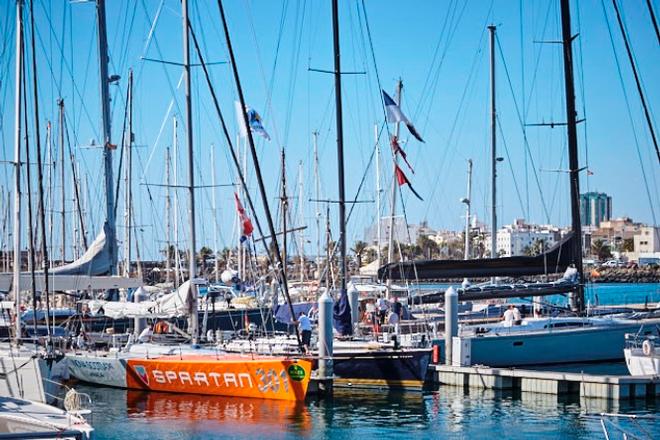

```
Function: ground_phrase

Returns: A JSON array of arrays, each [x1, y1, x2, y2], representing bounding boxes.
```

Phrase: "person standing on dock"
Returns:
[[376, 294, 389, 326], [503, 305, 522, 326], [296, 311, 313, 354]]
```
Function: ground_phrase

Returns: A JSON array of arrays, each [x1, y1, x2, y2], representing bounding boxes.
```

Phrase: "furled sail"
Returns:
[[378, 232, 577, 281], [87, 281, 192, 319], [49, 223, 113, 276]]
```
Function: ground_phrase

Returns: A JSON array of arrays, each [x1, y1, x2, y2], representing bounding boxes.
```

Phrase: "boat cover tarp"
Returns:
[[49, 223, 113, 276], [87, 281, 191, 319], [333, 289, 353, 336], [378, 232, 577, 281], [273, 302, 314, 325]]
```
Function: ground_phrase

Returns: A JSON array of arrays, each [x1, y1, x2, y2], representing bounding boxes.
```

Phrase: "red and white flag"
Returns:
[[234, 193, 254, 238], [395, 165, 423, 201], [391, 136, 414, 173]]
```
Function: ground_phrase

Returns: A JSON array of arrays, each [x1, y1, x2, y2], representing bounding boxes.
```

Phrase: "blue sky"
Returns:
[[0, 0, 658, 261]]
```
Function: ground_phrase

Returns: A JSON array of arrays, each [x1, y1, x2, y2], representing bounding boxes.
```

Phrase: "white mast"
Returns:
[[489, 25, 498, 262], [312, 130, 321, 267], [165, 147, 171, 284], [12, 0, 24, 340], [386, 80, 403, 267], [123, 69, 133, 277], [463, 159, 473, 260], [173, 117, 180, 288], [297, 160, 305, 283], [374, 124, 381, 266], [211, 143, 220, 283]]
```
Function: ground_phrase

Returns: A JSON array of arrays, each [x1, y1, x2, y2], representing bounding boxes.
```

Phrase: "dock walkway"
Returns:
[[431, 364, 660, 400]]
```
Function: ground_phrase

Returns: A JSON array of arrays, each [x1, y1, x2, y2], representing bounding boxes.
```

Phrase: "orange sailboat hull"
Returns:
[[126, 355, 312, 401]]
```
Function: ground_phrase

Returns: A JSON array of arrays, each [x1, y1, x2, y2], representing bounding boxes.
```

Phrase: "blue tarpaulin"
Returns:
[[333, 289, 353, 336]]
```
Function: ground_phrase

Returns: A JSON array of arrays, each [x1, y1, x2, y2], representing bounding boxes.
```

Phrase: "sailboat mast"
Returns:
[[59, 99, 65, 262], [173, 117, 180, 288], [182, 0, 198, 343], [211, 144, 219, 283], [374, 124, 381, 267], [124, 69, 133, 277], [281, 149, 288, 270], [28, 0, 52, 343], [332, 0, 347, 293], [96, 0, 116, 274], [386, 80, 403, 267], [489, 25, 497, 261], [464, 159, 473, 260], [559, 0, 585, 312], [12, 0, 24, 341], [165, 147, 171, 284], [298, 160, 305, 283], [313, 130, 321, 267]]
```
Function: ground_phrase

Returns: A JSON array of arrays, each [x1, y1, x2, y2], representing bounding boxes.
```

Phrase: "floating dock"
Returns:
[[430, 364, 660, 400]]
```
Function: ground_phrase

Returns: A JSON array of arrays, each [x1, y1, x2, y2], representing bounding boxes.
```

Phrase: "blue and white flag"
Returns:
[[382, 90, 424, 143], [234, 101, 271, 141]]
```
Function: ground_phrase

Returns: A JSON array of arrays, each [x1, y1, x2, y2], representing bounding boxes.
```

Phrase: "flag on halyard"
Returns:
[[234, 192, 254, 241], [382, 90, 424, 143], [234, 101, 271, 141], [391, 136, 414, 173], [395, 164, 423, 201]]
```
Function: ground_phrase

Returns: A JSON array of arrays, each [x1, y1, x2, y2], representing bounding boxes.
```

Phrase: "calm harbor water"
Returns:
[[77, 384, 659, 439], [76, 283, 660, 439]]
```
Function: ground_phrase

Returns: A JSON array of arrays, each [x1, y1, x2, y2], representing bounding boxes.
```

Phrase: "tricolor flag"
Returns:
[[235, 101, 271, 141], [395, 164, 423, 201], [234, 192, 254, 241], [382, 90, 424, 143], [391, 136, 414, 173]]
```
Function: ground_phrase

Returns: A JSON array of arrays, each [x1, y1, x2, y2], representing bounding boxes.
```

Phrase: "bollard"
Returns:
[[318, 291, 334, 380], [348, 285, 359, 333], [133, 287, 149, 337], [444, 286, 458, 366]]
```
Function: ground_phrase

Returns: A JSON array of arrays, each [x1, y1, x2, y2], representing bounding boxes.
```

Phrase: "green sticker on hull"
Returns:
[[287, 364, 306, 382]]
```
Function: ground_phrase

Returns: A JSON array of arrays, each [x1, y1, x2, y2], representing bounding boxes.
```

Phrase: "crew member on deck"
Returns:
[[138, 324, 154, 343], [296, 311, 313, 354]]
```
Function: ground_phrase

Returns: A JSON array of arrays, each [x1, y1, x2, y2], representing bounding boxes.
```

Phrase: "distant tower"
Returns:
[[580, 192, 612, 227]]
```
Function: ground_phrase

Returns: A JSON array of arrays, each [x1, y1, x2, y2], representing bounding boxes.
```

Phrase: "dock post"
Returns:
[[318, 291, 334, 383], [348, 284, 359, 334], [444, 286, 458, 365], [133, 288, 149, 337]]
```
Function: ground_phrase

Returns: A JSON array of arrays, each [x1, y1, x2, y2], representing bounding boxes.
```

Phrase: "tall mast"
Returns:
[[280, 148, 288, 270], [29, 0, 52, 343], [12, 0, 24, 341], [312, 130, 321, 267], [124, 69, 133, 277], [464, 159, 473, 260], [374, 124, 381, 266], [332, 0, 347, 293], [560, 0, 584, 312], [172, 117, 180, 288], [211, 144, 219, 283], [386, 80, 403, 266], [217, 0, 302, 349], [165, 147, 171, 284], [58, 100, 65, 262], [182, 0, 198, 343], [96, 0, 116, 274], [297, 160, 305, 283], [488, 25, 497, 261]]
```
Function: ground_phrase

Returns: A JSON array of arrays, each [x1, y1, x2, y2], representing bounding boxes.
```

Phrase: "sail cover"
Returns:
[[49, 223, 113, 276], [378, 232, 577, 281], [87, 281, 192, 319]]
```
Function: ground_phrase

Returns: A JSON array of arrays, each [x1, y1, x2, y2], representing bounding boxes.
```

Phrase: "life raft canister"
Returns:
[[642, 339, 655, 356]]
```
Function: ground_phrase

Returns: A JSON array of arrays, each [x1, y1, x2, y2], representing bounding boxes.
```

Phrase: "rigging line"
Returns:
[[140, 0, 164, 57], [242, 0, 287, 148], [187, 19, 273, 269], [523, 0, 555, 119], [496, 35, 551, 223], [496, 115, 526, 219], [574, 0, 591, 193], [600, 0, 659, 227], [645, 0, 660, 44], [422, 7, 491, 220], [611, 0, 660, 165]]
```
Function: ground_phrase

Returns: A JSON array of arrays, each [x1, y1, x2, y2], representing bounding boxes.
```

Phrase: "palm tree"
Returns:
[[591, 239, 612, 261], [351, 240, 368, 268]]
